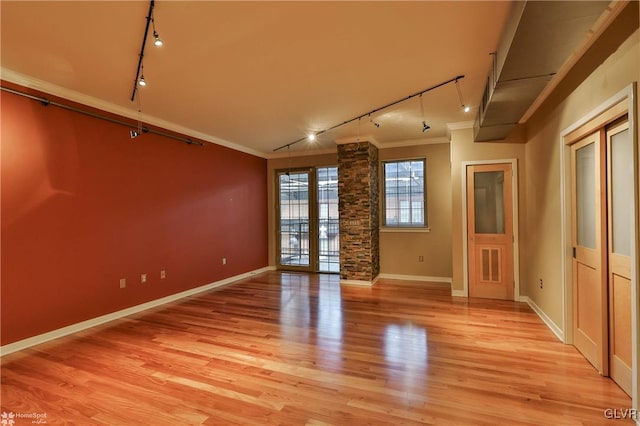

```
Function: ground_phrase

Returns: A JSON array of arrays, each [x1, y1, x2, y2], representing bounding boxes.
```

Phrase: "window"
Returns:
[[383, 159, 426, 227]]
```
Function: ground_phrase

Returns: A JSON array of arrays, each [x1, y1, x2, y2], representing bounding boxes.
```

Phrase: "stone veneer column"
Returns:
[[337, 141, 380, 284]]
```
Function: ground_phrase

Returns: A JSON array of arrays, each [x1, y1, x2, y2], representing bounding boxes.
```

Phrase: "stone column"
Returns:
[[337, 140, 380, 285]]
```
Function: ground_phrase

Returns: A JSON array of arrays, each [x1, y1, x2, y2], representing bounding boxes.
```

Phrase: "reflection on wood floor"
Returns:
[[1, 271, 633, 425]]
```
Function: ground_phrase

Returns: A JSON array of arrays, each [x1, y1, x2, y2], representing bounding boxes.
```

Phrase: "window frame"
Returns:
[[381, 158, 428, 229]]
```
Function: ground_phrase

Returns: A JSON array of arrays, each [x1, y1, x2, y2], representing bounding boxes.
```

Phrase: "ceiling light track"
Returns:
[[130, 0, 160, 102], [273, 74, 465, 152], [1, 86, 202, 146]]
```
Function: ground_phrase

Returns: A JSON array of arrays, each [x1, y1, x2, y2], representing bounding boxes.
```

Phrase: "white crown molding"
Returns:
[[0, 68, 268, 159], [378, 136, 449, 149], [446, 121, 475, 131], [266, 147, 337, 160]]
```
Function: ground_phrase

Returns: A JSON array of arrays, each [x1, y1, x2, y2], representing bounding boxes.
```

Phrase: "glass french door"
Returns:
[[278, 170, 311, 269], [317, 167, 339, 272], [277, 167, 339, 272]]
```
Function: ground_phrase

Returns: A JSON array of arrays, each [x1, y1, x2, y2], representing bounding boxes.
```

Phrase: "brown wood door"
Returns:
[[570, 131, 607, 375], [606, 120, 632, 395], [467, 163, 514, 300]]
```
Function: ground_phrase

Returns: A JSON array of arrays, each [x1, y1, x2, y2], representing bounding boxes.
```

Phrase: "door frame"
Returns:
[[275, 167, 317, 272], [461, 158, 520, 300], [559, 83, 637, 407]]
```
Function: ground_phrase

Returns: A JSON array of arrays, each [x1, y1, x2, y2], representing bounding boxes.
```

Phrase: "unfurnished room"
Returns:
[[1, 1, 640, 424]]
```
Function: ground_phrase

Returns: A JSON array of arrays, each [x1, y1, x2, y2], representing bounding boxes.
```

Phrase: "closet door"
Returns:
[[607, 121, 632, 395], [571, 131, 607, 374]]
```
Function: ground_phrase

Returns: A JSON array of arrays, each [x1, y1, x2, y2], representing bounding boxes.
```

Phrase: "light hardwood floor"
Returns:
[[1, 271, 633, 425]]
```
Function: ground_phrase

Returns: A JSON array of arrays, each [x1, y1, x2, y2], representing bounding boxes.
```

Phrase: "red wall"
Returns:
[[1, 87, 268, 345]]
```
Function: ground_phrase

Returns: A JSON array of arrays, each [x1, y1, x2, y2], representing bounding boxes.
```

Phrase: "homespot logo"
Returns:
[[603, 408, 638, 420], [1, 412, 48, 424]]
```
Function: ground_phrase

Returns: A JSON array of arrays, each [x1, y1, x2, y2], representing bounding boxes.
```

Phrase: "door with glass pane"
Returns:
[[277, 167, 340, 272], [607, 121, 632, 395], [467, 163, 514, 300], [570, 131, 607, 375], [317, 167, 339, 273], [277, 170, 312, 270]]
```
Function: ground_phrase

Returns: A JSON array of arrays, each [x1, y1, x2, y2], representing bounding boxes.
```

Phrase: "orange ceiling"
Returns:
[[1, 1, 511, 157]]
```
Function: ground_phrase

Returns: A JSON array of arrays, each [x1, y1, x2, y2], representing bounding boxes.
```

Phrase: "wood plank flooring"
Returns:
[[1, 271, 633, 425]]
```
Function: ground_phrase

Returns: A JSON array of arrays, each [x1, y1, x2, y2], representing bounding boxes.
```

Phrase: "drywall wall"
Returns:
[[379, 143, 452, 279], [1, 86, 268, 345], [523, 5, 639, 331], [450, 127, 526, 294]]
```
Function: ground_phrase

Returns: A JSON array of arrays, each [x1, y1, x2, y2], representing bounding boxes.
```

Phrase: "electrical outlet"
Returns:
[[539, 278, 543, 289], [141, 273, 147, 283], [418, 255, 424, 262], [222, 258, 227, 265], [120, 278, 126, 289], [160, 270, 166, 279]]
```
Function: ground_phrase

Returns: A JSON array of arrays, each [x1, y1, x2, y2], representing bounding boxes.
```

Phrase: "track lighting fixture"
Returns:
[[131, 0, 164, 101], [130, 129, 140, 139], [369, 114, 381, 128], [153, 31, 163, 47], [152, 17, 163, 46], [419, 94, 430, 133], [455, 78, 470, 113], [138, 61, 147, 86], [308, 133, 317, 142], [273, 74, 465, 152]]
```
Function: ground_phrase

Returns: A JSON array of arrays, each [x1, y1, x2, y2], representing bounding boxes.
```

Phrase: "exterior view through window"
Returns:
[[383, 159, 426, 227], [278, 167, 339, 272]]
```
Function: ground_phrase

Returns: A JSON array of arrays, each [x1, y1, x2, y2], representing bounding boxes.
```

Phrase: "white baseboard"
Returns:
[[520, 296, 564, 342], [0, 266, 272, 357], [378, 273, 452, 283], [451, 289, 467, 297]]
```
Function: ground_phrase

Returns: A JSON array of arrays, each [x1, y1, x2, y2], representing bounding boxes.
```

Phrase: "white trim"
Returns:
[[378, 137, 449, 149], [0, 266, 273, 357], [267, 147, 337, 160], [1, 68, 267, 159], [559, 83, 637, 408], [378, 274, 452, 283], [380, 227, 431, 233], [340, 275, 380, 287], [521, 296, 564, 342], [451, 290, 466, 297], [446, 121, 475, 131], [460, 158, 520, 300]]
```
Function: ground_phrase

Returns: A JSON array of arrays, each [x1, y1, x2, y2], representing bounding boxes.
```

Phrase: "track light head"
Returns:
[[138, 75, 146, 86], [153, 31, 163, 46], [422, 121, 431, 132], [308, 133, 317, 142], [130, 130, 139, 139], [463, 105, 471, 113]]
